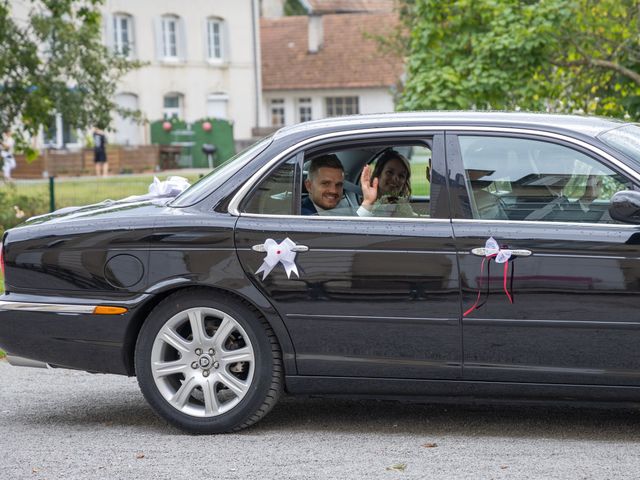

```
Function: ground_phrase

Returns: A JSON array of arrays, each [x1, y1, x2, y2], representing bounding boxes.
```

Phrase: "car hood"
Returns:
[[20, 196, 173, 227]]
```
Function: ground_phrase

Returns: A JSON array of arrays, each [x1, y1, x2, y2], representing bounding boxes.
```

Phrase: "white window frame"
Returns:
[[163, 93, 183, 119], [206, 17, 224, 63], [161, 15, 179, 60], [297, 98, 313, 123], [325, 96, 359, 117], [207, 93, 229, 119], [113, 13, 134, 58], [43, 114, 81, 149], [270, 99, 285, 127]]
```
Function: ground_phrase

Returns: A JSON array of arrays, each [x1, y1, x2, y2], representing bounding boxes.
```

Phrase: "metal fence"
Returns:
[[1, 171, 206, 233]]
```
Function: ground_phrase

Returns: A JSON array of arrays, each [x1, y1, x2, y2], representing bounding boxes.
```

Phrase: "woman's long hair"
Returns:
[[370, 149, 412, 198]]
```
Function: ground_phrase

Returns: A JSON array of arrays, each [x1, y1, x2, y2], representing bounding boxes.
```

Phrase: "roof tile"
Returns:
[[261, 13, 403, 91], [306, 0, 396, 13]]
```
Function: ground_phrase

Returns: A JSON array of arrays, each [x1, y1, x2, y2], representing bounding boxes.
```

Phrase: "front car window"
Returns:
[[458, 136, 631, 224], [243, 158, 297, 215], [171, 136, 273, 207]]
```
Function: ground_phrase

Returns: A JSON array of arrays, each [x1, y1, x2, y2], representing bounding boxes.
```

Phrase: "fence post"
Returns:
[[49, 176, 55, 212]]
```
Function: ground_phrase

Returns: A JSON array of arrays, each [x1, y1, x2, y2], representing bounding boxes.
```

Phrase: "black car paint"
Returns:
[[2, 112, 640, 404]]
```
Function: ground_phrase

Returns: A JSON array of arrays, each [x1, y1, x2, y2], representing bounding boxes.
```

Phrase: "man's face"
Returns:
[[305, 167, 344, 210]]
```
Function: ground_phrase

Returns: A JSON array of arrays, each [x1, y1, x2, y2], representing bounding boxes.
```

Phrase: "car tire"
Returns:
[[135, 289, 282, 433]]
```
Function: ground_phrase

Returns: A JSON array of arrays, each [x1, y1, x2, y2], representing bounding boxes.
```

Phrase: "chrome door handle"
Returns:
[[251, 244, 309, 253], [471, 248, 532, 257]]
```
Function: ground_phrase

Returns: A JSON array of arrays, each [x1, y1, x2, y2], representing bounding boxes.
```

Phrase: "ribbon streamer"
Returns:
[[484, 236, 512, 264], [463, 237, 515, 317], [255, 238, 300, 280]]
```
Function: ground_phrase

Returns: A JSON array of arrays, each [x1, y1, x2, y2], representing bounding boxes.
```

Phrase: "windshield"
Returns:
[[171, 136, 273, 207], [599, 124, 640, 164]]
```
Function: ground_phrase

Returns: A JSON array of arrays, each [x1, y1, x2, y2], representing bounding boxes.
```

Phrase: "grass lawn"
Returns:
[[14, 172, 206, 213]]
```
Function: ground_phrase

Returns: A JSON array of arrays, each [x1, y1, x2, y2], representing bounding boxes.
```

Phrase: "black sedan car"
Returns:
[[3, 111, 640, 434]]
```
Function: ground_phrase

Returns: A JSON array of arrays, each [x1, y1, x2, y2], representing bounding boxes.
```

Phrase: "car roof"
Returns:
[[274, 111, 630, 141]]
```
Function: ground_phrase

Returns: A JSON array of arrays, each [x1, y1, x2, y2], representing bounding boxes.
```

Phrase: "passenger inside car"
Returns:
[[302, 154, 356, 216], [357, 148, 417, 217]]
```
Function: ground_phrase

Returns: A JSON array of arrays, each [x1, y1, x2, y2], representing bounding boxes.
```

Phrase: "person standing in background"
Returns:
[[93, 127, 108, 177], [1, 130, 16, 181]]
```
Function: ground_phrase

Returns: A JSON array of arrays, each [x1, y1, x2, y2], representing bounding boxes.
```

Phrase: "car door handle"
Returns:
[[251, 244, 309, 253], [470, 248, 532, 257]]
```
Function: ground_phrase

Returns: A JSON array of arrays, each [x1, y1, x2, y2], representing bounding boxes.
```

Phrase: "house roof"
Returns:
[[261, 13, 403, 91], [305, 0, 396, 14]]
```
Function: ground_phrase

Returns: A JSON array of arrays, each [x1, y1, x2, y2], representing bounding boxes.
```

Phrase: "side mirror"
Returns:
[[609, 190, 640, 224]]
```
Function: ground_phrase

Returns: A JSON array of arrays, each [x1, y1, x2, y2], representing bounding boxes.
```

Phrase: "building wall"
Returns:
[[263, 87, 395, 127], [103, 0, 261, 144], [260, 0, 285, 18]]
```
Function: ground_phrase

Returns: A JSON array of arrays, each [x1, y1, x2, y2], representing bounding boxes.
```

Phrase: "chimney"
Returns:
[[308, 14, 323, 54]]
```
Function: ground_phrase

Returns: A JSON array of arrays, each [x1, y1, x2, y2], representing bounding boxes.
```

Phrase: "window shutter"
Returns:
[[104, 13, 114, 50], [178, 16, 188, 62], [154, 17, 163, 60], [222, 19, 230, 63], [129, 16, 137, 59], [203, 18, 210, 61]]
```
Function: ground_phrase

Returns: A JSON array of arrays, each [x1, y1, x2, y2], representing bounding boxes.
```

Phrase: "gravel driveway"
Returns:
[[2, 359, 640, 479]]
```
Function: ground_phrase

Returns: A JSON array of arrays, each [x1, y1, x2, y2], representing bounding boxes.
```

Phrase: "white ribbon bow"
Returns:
[[255, 238, 300, 280], [485, 237, 512, 264], [148, 176, 191, 197]]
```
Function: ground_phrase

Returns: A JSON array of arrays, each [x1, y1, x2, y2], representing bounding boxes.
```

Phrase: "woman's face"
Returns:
[[377, 157, 408, 198]]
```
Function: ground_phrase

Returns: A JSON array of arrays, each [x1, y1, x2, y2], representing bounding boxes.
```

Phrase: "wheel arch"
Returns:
[[122, 283, 296, 377]]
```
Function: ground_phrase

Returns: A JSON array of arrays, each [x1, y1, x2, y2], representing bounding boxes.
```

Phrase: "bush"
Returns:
[[0, 183, 49, 235]]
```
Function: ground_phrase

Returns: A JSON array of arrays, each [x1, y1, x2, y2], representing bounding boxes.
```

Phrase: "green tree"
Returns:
[[399, 0, 640, 120], [283, 0, 307, 16], [0, 0, 141, 156]]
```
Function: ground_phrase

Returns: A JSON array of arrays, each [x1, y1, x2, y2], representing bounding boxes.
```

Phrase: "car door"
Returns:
[[233, 131, 463, 380], [447, 130, 640, 386]]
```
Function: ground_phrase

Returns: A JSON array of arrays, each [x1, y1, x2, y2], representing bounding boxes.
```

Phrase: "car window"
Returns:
[[301, 144, 432, 218], [242, 142, 433, 218], [242, 157, 297, 215], [358, 145, 432, 217], [599, 124, 640, 164], [171, 135, 273, 207], [458, 135, 631, 224]]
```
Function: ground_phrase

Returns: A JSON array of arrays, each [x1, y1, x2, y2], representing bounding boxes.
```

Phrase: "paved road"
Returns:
[[2, 359, 640, 479]]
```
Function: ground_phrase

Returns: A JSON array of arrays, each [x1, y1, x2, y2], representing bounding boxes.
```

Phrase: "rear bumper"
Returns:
[[0, 292, 152, 375]]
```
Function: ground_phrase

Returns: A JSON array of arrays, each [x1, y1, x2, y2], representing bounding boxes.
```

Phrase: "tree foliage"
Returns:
[[0, 0, 141, 156], [283, 0, 307, 16], [399, 0, 640, 120]]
